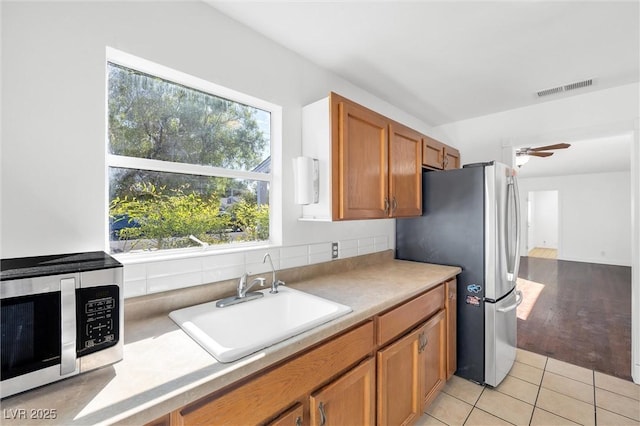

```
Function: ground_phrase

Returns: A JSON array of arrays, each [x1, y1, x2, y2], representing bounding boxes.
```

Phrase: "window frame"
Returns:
[[105, 47, 283, 260]]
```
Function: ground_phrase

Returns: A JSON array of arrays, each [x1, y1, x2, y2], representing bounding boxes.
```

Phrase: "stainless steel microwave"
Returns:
[[1, 252, 123, 398]]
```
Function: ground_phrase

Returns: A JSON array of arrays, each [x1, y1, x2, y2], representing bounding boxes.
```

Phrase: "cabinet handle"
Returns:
[[318, 401, 327, 426], [392, 197, 398, 213], [295, 416, 302, 426], [443, 154, 449, 168], [384, 197, 390, 215], [418, 331, 426, 353]]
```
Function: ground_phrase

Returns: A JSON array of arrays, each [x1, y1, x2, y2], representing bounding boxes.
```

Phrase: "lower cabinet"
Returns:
[[268, 404, 304, 426], [148, 280, 457, 426], [376, 324, 422, 425], [309, 358, 375, 426], [419, 310, 447, 410], [377, 310, 446, 426], [172, 322, 373, 426]]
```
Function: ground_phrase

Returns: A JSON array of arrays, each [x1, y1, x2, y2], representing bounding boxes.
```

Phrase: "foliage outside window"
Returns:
[[107, 59, 272, 254]]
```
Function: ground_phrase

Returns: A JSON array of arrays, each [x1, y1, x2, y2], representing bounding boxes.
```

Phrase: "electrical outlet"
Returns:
[[331, 242, 339, 259]]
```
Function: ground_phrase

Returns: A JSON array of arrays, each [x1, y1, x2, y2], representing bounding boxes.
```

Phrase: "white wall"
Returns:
[[529, 190, 558, 250], [520, 173, 631, 266], [1, 2, 431, 262]]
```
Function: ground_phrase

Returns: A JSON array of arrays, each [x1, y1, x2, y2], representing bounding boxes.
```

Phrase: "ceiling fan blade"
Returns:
[[529, 143, 571, 152], [529, 151, 554, 158]]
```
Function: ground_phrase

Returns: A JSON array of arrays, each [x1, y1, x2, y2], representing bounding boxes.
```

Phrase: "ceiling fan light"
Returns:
[[516, 154, 530, 167]]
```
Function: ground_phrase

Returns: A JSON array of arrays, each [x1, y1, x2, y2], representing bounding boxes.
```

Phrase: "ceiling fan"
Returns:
[[516, 143, 571, 158], [516, 143, 571, 166]]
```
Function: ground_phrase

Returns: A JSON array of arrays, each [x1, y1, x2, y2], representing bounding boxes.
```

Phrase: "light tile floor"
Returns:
[[418, 349, 640, 426]]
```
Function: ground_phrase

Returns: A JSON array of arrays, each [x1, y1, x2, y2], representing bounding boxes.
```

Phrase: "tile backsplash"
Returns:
[[122, 235, 390, 298]]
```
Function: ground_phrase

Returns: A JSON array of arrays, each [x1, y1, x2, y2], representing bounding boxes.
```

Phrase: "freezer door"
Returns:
[[484, 163, 521, 301], [484, 289, 523, 387]]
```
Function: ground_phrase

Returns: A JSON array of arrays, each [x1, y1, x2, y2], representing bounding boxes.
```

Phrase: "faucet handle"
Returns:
[[270, 280, 286, 294], [237, 272, 250, 297]]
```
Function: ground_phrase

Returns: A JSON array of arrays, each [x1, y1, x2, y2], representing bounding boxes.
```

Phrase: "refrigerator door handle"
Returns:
[[505, 176, 521, 282], [497, 290, 523, 312]]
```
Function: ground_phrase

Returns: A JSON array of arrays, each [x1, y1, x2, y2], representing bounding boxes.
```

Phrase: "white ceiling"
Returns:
[[515, 134, 632, 178], [205, 1, 638, 176]]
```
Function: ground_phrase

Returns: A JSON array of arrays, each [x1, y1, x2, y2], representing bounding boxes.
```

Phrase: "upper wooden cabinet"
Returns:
[[301, 92, 422, 221], [443, 146, 461, 170], [333, 95, 389, 219], [422, 135, 460, 170], [388, 122, 423, 217], [331, 93, 422, 220]]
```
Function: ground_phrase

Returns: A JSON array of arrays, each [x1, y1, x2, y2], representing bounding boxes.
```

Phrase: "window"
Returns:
[[106, 50, 279, 255]]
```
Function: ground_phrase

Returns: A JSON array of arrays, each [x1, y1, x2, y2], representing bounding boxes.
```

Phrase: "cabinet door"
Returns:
[[443, 146, 461, 170], [389, 122, 422, 217], [377, 327, 422, 426], [175, 322, 373, 425], [268, 403, 304, 426], [332, 94, 389, 220], [445, 279, 457, 378], [422, 136, 445, 170], [310, 358, 375, 426], [419, 310, 447, 411]]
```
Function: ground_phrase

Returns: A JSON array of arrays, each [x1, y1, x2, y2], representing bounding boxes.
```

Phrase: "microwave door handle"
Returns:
[[60, 278, 77, 375]]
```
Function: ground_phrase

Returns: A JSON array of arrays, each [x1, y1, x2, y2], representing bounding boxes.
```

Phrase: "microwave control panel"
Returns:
[[76, 285, 120, 357]]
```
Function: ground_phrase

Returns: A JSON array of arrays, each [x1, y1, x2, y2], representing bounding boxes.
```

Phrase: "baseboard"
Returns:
[[556, 256, 632, 268]]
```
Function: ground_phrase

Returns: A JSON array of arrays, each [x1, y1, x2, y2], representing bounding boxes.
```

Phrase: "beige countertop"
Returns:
[[1, 257, 460, 426]]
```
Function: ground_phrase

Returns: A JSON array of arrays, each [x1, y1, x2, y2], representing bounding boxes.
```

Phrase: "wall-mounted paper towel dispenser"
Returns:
[[292, 156, 319, 205]]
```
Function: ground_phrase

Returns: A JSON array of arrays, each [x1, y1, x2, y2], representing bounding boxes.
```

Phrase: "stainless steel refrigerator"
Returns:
[[396, 161, 523, 387]]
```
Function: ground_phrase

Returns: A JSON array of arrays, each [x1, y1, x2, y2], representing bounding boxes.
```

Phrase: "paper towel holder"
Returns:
[[292, 156, 319, 205]]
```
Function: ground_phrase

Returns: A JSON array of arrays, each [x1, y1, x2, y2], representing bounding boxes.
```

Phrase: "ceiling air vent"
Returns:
[[537, 86, 564, 97], [537, 78, 593, 97]]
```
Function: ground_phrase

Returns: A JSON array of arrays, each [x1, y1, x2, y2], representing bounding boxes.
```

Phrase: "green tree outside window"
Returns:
[[107, 63, 270, 253]]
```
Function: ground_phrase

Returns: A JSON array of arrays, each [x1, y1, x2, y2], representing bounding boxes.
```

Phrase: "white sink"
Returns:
[[169, 286, 352, 363]]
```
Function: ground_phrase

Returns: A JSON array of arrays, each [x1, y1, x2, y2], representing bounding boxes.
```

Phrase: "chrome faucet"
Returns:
[[215, 272, 266, 308], [237, 272, 266, 298], [263, 253, 285, 293]]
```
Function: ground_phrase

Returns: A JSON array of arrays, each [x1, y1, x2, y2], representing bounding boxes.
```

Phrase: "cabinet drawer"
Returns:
[[376, 285, 444, 346], [177, 321, 374, 425]]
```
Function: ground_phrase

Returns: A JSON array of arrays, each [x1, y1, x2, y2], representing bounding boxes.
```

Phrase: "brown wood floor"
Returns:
[[516, 256, 632, 381]]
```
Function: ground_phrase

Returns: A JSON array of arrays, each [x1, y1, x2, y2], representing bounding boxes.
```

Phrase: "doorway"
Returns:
[[527, 190, 559, 259]]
